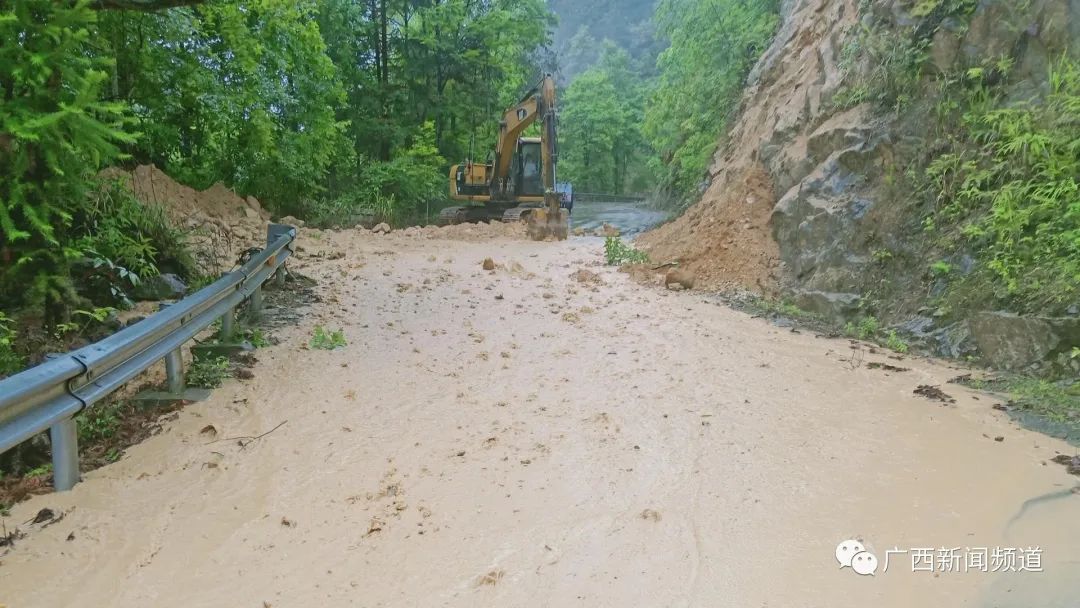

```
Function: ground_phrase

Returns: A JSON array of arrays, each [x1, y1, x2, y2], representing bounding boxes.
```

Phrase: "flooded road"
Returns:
[[1, 224, 1078, 607], [571, 199, 668, 236]]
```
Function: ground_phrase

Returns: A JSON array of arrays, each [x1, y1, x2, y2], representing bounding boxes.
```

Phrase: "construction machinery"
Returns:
[[440, 74, 571, 241]]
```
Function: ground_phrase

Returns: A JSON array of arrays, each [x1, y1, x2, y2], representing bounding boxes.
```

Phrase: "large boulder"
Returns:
[[969, 312, 1080, 373], [134, 273, 188, 301]]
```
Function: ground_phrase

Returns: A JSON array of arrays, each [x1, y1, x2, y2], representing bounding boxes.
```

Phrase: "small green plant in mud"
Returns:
[[25, 463, 52, 479], [748, 297, 820, 322], [187, 356, 231, 389], [247, 328, 272, 349], [77, 402, 125, 443], [310, 326, 347, 350], [604, 237, 649, 266], [845, 316, 880, 341], [884, 330, 910, 354]]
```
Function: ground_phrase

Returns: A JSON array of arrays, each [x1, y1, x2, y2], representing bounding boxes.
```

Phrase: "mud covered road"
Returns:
[[2, 226, 1078, 607]]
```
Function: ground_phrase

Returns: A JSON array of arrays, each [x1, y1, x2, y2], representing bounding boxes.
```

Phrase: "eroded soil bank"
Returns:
[[1, 227, 1077, 607]]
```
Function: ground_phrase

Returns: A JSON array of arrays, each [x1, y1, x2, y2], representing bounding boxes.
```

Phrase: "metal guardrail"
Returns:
[[0, 223, 297, 491]]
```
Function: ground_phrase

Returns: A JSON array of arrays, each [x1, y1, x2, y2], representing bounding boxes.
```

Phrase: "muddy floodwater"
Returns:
[[571, 199, 668, 236], [1, 226, 1078, 608]]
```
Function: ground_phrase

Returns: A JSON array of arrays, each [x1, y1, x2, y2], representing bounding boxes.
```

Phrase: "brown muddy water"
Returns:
[[0, 227, 1077, 607]]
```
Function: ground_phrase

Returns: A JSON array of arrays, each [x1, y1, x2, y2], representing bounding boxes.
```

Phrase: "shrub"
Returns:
[[187, 356, 231, 389], [604, 237, 650, 266], [927, 57, 1080, 311]]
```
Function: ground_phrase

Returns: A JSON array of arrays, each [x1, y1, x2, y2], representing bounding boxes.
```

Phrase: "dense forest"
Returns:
[[552, 0, 779, 199], [0, 0, 779, 374]]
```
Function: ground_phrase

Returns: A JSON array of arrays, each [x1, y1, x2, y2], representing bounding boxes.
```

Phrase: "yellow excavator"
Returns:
[[440, 74, 571, 241]]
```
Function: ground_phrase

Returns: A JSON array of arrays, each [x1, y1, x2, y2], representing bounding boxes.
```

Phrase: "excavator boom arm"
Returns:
[[491, 75, 558, 198]]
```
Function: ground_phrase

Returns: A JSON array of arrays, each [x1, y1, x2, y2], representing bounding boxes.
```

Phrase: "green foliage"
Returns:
[[54, 307, 117, 339], [77, 401, 125, 444], [603, 237, 650, 265], [747, 297, 820, 321], [644, 0, 780, 203], [930, 260, 953, 276], [247, 329, 271, 349], [561, 44, 654, 194], [187, 356, 231, 390], [884, 330, 910, 354], [100, 1, 350, 209], [310, 326, 347, 350], [845, 316, 880, 340], [77, 181, 194, 279], [0, 1, 136, 322], [925, 57, 1080, 310], [25, 463, 52, 479], [833, 26, 928, 113], [0, 312, 24, 377]]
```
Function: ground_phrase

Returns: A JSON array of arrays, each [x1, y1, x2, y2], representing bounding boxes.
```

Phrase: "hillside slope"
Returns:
[[639, 0, 1079, 374]]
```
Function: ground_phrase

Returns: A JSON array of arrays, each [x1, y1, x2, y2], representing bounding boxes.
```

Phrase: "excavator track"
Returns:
[[437, 206, 470, 226]]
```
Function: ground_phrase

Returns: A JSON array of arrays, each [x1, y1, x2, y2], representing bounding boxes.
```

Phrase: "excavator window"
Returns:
[[518, 140, 543, 197]]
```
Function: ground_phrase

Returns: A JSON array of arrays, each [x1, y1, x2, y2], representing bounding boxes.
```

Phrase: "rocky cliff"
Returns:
[[640, 0, 1079, 375]]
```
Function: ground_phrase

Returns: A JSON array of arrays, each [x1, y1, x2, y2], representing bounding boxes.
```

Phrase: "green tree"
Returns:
[[97, 1, 350, 211], [561, 44, 651, 194], [643, 0, 779, 202], [0, 0, 135, 323]]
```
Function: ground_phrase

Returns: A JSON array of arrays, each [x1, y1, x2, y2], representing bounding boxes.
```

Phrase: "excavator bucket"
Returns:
[[526, 200, 569, 241]]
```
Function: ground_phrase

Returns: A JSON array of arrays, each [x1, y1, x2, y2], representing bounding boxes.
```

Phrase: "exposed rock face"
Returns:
[[969, 313, 1080, 373], [642, 0, 1080, 371]]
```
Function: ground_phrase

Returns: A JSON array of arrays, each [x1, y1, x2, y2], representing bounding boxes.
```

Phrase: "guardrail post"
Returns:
[[249, 285, 264, 317], [50, 418, 79, 491], [159, 302, 186, 394], [164, 348, 185, 394], [220, 308, 236, 341]]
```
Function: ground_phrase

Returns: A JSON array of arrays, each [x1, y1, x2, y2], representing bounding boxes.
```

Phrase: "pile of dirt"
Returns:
[[636, 165, 781, 294], [99, 165, 274, 273]]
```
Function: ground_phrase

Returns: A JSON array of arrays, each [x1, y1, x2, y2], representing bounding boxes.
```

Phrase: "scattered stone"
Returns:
[[571, 269, 601, 284], [199, 425, 218, 438], [914, 385, 956, 404], [476, 569, 505, 586], [664, 269, 696, 290], [29, 508, 55, 525], [1051, 454, 1080, 475], [482, 258, 496, 271], [372, 223, 392, 235], [640, 509, 662, 522], [866, 362, 910, 373], [597, 223, 621, 238]]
